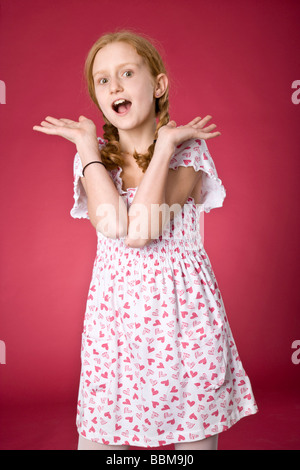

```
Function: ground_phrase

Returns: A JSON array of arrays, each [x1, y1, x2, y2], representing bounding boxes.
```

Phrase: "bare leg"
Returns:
[[174, 435, 218, 451], [78, 435, 130, 450]]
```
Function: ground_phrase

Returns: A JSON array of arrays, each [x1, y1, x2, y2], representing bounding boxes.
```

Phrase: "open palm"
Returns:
[[158, 115, 221, 150], [33, 115, 97, 146]]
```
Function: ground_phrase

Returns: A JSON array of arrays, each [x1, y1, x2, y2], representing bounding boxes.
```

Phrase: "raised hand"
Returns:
[[33, 115, 98, 150], [156, 115, 221, 154]]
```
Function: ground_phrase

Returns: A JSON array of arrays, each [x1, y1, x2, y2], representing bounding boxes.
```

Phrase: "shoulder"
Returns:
[[169, 138, 209, 171], [166, 139, 205, 207], [97, 137, 106, 149]]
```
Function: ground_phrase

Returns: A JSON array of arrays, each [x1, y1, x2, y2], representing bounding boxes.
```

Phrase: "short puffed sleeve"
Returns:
[[70, 137, 106, 220], [169, 138, 226, 213]]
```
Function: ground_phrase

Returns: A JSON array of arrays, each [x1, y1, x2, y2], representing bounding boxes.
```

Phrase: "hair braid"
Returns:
[[131, 93, 170, 173], [100, 117, 123, 171]]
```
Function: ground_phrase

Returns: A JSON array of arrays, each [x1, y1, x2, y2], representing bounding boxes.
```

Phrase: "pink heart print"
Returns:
[[73, 138, 258, 447]]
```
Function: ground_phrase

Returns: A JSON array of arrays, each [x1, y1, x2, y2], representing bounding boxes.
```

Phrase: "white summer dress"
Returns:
[[71, 137, 258, 447]]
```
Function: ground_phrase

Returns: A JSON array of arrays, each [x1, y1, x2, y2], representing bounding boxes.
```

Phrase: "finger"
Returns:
[[39, 120, 57, 129], [182, 117, 202, 128], [200, 131, 221, 140], [188, 116, 202, 126], [197, 115, 213, 127], [44, 116, 64, 126], [32, 125, 62, 135], [60, 118, 76, 124], [200, 123, 218, 133]]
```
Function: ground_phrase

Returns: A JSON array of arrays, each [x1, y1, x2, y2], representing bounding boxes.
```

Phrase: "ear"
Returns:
[[154, 73, 168, 98]]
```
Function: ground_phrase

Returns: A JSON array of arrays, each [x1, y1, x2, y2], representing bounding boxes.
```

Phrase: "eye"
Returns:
[[123, 70, 133, 78], [98, 77, 108, 85]]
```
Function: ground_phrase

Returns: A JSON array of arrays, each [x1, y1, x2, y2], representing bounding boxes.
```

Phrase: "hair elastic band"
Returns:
[[82, 161, 106, 177]]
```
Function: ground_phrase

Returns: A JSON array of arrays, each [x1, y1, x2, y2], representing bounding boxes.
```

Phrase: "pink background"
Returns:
[[0, 0, 299, 450]]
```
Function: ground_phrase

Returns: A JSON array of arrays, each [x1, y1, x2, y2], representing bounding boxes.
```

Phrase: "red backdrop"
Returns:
[[1, 0, 299, 450]]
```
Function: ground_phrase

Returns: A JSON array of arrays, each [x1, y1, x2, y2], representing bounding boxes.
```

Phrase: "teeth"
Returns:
[[114, 99, 126, 106]]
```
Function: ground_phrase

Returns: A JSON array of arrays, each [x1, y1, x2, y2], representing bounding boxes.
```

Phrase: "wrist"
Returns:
[[76, 134, 99, 153], [76, 138, 102, 166], [154, 137, 175, 160]]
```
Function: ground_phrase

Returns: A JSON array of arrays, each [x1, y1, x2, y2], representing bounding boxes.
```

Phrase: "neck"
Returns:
[[118, 120, 157, 156]]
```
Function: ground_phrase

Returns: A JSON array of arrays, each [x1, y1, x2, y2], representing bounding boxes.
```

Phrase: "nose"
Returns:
[[109, 76, 123, 94]]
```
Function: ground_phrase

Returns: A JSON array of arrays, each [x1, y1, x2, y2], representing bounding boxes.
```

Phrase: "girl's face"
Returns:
[[92, 41, 163, 134]]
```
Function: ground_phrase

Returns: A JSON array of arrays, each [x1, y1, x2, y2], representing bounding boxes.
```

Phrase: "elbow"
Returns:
[[125, 226, 160, 248], [116, 223, 129, 239], [97, 224, 128, 240], [93, 219, 128, 240], [124, 236, 150, 248], [89, 200, 129, 239], [124, 225, 152, 248], [92, 207, 129, 239]]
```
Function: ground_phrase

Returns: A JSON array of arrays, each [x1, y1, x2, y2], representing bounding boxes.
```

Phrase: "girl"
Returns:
[[33, 30, 258, 451]]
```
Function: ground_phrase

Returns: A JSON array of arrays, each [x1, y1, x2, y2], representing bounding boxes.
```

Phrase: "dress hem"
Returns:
[[76, 404, 258, 448]]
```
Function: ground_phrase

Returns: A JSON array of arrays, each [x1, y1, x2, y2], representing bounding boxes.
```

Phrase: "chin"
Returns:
[[111, 118, 145, 133], [103, 108, 155, 133]]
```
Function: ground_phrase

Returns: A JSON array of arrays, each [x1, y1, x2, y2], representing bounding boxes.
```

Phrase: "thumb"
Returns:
[[78, 115, 87, 121], [167, 120, 177, 127]]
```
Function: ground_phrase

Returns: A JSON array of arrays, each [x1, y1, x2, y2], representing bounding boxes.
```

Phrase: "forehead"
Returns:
[[92, 41, 144, 75]]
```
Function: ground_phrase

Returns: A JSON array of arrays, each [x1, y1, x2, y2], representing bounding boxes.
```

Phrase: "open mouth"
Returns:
[[112, 99, 132, 115]]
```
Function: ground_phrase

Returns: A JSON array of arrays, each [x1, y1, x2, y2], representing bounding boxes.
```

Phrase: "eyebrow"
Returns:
[[93, 62, 140, 78]]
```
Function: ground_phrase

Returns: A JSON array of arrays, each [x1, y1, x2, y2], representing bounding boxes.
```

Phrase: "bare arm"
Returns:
[[33, 115, 128, 238], [125, 143, 175, 247], [125, 116, 221, 248], [76, 141, 128, 238]]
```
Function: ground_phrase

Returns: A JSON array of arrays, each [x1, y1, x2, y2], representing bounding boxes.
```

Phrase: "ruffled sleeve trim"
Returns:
[[169, 138, 226, 213]]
